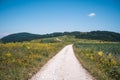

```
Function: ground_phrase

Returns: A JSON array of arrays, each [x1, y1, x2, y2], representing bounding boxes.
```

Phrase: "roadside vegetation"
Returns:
[[0, 34, 120, 80], [74, 42, 120, 80], [0, 39, 65, 80]]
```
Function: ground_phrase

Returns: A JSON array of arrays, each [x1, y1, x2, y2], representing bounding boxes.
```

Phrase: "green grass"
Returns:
[[74, 42, 120, 80], [0, 42, 65, 80], [0, 35, 120, 80]]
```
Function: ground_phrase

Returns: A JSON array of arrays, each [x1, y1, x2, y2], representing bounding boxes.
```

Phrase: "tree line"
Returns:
[[1, 31, 120, 43]]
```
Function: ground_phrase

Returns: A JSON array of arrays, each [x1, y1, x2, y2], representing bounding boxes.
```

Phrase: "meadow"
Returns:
[[74, 42, 120, 80], [0, 39, 65, 80], [0, 36, 120, 80]]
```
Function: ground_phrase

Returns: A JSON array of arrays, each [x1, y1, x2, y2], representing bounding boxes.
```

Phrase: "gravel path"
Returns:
[[29, 44, 94, 80]]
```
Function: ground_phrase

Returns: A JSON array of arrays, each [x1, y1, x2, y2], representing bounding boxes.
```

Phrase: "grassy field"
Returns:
[[0, 36, 120, 80], [74, 42, 120, 80], [0, 40, 65, 80]]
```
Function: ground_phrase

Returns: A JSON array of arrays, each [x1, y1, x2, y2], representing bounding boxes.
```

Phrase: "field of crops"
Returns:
[[0, 41, 65, 80], [74, 42, 120, 80]]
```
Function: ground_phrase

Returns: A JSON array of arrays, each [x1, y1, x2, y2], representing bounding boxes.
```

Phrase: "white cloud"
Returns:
[[88, 13, 96, 17]]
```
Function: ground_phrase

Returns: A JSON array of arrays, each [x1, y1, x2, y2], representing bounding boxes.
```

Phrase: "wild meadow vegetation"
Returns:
[[74, 42, 120, 80], [0, 34, 120, 80], [0, 39, 65, 80]]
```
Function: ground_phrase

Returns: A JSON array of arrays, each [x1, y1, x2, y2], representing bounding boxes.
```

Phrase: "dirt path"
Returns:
[[29, 44, 94, 80]]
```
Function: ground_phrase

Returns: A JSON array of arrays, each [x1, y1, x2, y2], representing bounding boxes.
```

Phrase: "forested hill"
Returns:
[[1, 31, 120, 43], [75, 31, 120, 42], [0, 32, 40, 43]]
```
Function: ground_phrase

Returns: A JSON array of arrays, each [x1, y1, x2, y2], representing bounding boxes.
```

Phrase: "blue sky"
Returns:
[[0, 0, 120, 38]]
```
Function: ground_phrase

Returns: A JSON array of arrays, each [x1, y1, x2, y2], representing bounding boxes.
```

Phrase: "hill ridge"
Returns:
[[1, 31, 120, 43]]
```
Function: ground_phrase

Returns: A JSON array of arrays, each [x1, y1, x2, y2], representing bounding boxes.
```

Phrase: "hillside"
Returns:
[[0, 32, 41, 43], [75, 31, 120, 42], [1, 31, 120, 43]]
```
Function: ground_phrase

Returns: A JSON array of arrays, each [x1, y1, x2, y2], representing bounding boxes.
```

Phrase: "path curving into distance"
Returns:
[[29, 44, 94, 80]]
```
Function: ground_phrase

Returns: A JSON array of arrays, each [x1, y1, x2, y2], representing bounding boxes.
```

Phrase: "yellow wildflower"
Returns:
[[98, 51, 103, 57], [90, 55, 94, 60], [5, 52, 12, 57], [17, 59, 22, 65], [111, 59, 116, 65], [27, 46, 30, 49], [29, 54, 35, 59]]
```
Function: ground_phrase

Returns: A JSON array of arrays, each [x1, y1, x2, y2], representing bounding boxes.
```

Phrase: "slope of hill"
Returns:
[[75, 31, 120, 42], [0, 32, 65, 43], [1, 31, 120, 43], [0, 32, 41, 43]]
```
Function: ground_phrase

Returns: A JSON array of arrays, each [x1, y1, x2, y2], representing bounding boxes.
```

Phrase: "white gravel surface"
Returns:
[[29, 44, 94, 80]]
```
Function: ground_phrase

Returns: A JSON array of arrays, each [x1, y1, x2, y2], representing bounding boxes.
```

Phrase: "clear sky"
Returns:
[[0, 0, 120, 38]]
